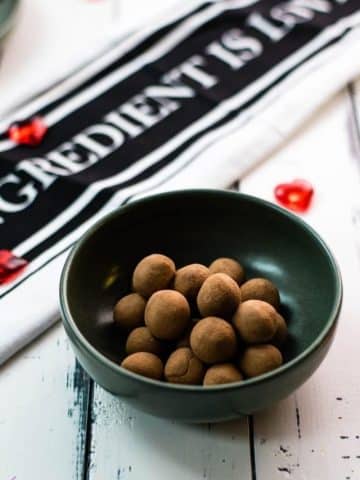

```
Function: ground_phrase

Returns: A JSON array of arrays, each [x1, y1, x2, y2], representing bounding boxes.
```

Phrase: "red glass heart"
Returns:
[[274, 179, 314, 213], [8, 116, 48, 146], [0, 250, 28, 285]]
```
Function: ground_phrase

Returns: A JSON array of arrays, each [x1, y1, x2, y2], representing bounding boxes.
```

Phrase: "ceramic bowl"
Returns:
[[60, 190, 342, 423]]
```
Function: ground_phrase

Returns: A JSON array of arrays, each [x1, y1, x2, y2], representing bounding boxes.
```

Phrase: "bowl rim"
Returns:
[[60, 189, 343, 392]]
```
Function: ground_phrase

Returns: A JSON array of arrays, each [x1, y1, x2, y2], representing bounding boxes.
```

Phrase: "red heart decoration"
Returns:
[[274, 179, 314, 213], [0, 250, 28, 285], [8, 116, 48, 146]]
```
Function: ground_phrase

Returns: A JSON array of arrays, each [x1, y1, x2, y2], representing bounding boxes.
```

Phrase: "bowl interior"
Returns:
[[63, 190, 340, 371]]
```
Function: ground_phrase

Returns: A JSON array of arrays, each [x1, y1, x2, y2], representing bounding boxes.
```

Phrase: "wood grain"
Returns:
[[0, 323, 91, 480]]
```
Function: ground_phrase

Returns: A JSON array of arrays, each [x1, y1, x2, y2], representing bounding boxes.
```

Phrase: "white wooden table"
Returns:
[[1, 2, 360, 479]]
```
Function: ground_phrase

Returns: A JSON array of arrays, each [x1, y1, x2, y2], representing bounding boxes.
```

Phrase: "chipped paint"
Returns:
[[80, 379, 95, 480], [248, 415, 257, 480], [66, 360, 92, 480], [91, 394, 135, 429], [278, 467, 291, 473], [277, 462, 300, 477], [117, 467, 127, 480], [295, 407, 301, 439], [201, 449, 213, 479]]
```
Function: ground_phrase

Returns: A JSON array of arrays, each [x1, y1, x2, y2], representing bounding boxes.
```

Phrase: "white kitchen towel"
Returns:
[[0, 0, 360, 364]]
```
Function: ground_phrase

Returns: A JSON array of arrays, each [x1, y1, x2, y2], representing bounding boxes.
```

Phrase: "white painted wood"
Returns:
[[240, 89, 360, 479], [86, 384, 252, 480], [1, 3, 360, 480], [0, 323, 90, 480]]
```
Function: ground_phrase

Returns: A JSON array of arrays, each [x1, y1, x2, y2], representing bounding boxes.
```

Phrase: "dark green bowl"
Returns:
[[60, 190, 342, 423]]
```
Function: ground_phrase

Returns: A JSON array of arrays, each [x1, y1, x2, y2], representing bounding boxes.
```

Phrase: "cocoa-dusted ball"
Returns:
[[190, 317, 237, 364], [239, 344, 283, 378], [209, 258, 245, 285], [121, 352, 163, 380], [271, 313, 288, 347], [197, 273, 241, 318], [145, 290, 190, 340], [132, 254, 175, 298], [232, 300, 278, 344], [240, 278, 280, 310], [165, 348, 205, 385], [203, 363, 243, 386], [125, 326, 163, 356], [113, 293, 146, 330], [174, 263, 210, 302]]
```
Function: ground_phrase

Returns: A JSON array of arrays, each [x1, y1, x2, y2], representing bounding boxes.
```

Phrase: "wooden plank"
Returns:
[[85, 383, 252, 480], [240, 89, 360, 479], [84, 183, 252, 480], [0, 323, 91, 480], [83, 143, 252, 480]]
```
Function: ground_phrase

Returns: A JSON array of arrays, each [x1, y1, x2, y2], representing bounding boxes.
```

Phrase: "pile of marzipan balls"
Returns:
[[114, 254, 288, 386]]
